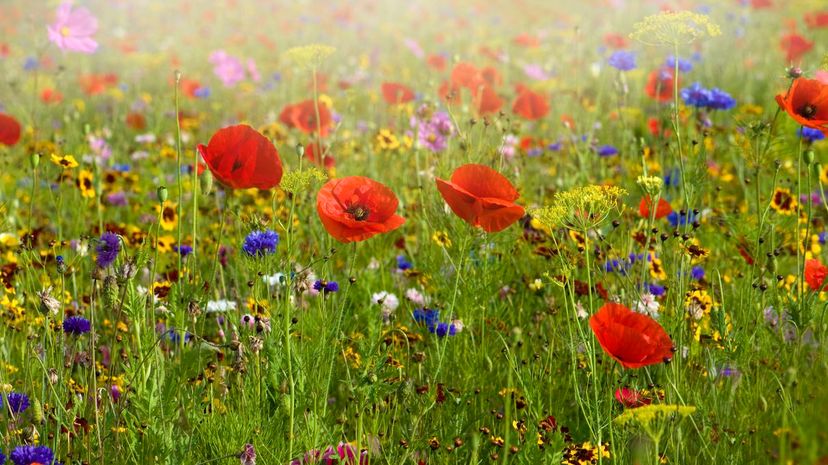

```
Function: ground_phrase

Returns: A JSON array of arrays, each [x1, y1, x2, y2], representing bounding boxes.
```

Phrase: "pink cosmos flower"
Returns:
[[209, 50, 246, 87], [47, 3, 99, 54]]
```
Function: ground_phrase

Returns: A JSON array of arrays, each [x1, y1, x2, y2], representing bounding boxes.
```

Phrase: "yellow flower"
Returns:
[[157, 235, 175, 253], [431, 230, 452, 248], [77, 170, 95, 198], [533, 185, 626, 231], [631, 10, 721, 46], [51, 154, 79, 169], [650, 255, 667, 281], [375, 129, 400, 151], [156, 202, 178, 231], [283, 44, 336, 69], [770, 188, 797, 215]]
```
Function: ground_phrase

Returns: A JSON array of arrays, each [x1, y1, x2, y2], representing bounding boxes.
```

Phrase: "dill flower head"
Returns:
[[636, 175, 663, 197], [534, 185, 627, 231], [630, 11, 721, 47], [280, 167, 327, 194], [614, 403, 697, 428], [283, 44, 336, 70]]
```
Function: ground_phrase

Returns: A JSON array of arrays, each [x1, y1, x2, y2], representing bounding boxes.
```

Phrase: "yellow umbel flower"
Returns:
[[631, 11, 721, 46]]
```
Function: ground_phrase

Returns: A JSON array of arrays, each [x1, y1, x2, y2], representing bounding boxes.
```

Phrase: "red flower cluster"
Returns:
[[0, 113, 21, 146]]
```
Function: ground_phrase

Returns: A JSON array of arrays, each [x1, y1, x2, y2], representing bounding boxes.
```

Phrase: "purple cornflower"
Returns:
[[799, 126, 825, 142], [681, 82, 711, 107], [105, 191, 128, 206], [666, 55, 693, 73], [607, 50, 636, 71], [596, 144, 619, 157], [242, 230, 279, 257], [690, 266, 705, 281], [95, 232, 120, 268], [396, 255, 413, 271], [415, 110, 454, 153], [10, 445, 54, 465], [239, 444, 256, 465], [174, 245, 194, 257], [6, 392, 29, 414], [63, 316, 91, 335], [312, 280, 339, 294], [706, 88, 736, 110]]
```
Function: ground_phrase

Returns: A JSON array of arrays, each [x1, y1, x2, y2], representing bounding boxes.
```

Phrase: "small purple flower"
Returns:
[[649, 283, 666, 296], [706, 88, 736, 110], [596, 145, 619, 157], [690, 266, 705, 281], [681, 82, 711, 108], [7, 392, 29, 414], [415, 110, 454, 153], [174, 245, 194, 257], [666, 55, 693, 73], [607, 50, 636, 71], [242, 230, 279, 257], [799, 126, 825, 142], [105, 191, 128, 206], [63, 316, 91, 335], [9, 445, 53, 465], [239, 444, 256, 465], [312, 280, 339, 294], [96, 232, 120, 268]]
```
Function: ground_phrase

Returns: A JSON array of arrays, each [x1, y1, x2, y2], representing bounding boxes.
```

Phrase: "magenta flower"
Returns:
[[209, 50, 246, 87], [47, 3, 99, 54]]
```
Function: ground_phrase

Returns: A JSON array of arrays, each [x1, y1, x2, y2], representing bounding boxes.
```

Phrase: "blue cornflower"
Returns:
[[681, 82, 711, 108], [313, 280, 340, 294], [7, 392, 30, 414], [95, 232, 120, 268], [664, 169, 681, 188], [667, 210, 697, 227], [174, 245, 194, 257], [10, 445, 54, 465], [799, 127, 825, 142], [666, 55, 693, 73], [706, 88, 736, 110], [0, 447, 5, 465], [649, 283, 666, 296], [430, 322, 457, 337], [607, 50, 637, 71], [413, 308, 440, 328], [596, 145, 619, 157], [242, 230, 279, 257], [819, 231, 828, 245], [194, 86, 211, 98], [547, 141, 563, 151], [690, 266, 705, 281], [56, 255, 66, 274], [63, 316, 91, 336], [396, 255, 413, 271], [23, 57, 38, 71]]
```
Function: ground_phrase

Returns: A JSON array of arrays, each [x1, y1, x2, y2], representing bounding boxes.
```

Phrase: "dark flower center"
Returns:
[[798, 103, 818, 119], [346, 204, 370, 221]]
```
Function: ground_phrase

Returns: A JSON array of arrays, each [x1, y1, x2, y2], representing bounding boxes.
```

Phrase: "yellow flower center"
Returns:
[[60, 26, 71, 37]]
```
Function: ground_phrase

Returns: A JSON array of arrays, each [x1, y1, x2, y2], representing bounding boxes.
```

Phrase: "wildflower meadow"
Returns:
[[1, 0, 827, 464]]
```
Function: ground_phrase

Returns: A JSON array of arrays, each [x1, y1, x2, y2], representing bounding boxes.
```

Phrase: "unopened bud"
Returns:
[[157, 186, 168, 203]]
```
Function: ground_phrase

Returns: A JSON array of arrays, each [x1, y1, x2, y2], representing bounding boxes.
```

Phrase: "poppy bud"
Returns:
[[787, 66, 803, 79], [296, 143, 305, 158], [200, 169, 213, 196], [805, 150, 815, 165], [157, 186, 168, 203], [31, 153, 40, 169], [174, 69, 182, 83]]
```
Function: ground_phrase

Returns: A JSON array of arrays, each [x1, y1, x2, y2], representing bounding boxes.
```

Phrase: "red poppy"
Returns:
[[79, 73, 118, 96], [639, 196, 672, 220], [381, 82, 415, 105], [473, 86, 504, 115], [279, 99, 333, 137], [602, 33, 628, 49], [305, 141, 335, 168], [645, 68, 678, 102], [589, 302, 674, 369], [775, 78, 828, 133], [435, 164, 524, 233], [614, 387, 652, 409], [805, 11, 828, 29], [40, 88, 63, 104], [805, 259, 828, 291], [125, 112, 146, 130], [451, 62, 482, 90], [196, 125, 283, 190], [512, 88, 549, 120], [780, 32, 813, 63], [0, 113, 21, 146], [316, 176, 405, 243], [513, 33, 540, 48], [427, 54, 447, 71]]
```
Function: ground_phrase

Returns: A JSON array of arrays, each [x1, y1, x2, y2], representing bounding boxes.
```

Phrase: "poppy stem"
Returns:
[[174, 70, 184, 281]]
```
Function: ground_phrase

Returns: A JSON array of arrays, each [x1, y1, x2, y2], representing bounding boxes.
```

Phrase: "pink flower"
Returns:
[[47, 3, 99, 54], [209, 50, 246, 87]]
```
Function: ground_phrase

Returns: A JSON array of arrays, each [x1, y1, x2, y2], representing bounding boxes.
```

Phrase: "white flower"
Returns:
[[575, 301, 588, 319], [451, 319, 464, 333], [634, 293, 660, 319], [405, 288, 426, 306], [206, 300, 237, 313], [687, 303, 703, 320], [372, 291, 399, 312], [262, 273, 285, 287]]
